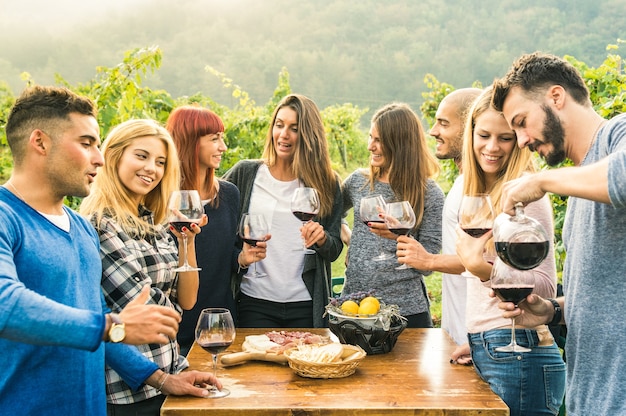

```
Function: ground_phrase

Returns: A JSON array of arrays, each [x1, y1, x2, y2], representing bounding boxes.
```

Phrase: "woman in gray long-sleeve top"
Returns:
[[342, 103, 444, 328]]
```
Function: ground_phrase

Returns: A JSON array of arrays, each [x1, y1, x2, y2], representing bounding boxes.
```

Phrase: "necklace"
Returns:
[[582, 119, 607, 162], [5, 181, 27, 202]]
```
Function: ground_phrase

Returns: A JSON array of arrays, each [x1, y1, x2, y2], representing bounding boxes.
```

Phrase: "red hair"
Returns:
[[166, 105, 224, 201]]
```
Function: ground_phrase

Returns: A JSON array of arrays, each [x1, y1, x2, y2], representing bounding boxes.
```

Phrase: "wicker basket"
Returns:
[[328, 314, 408, 355], [284, 344, 366, 379]]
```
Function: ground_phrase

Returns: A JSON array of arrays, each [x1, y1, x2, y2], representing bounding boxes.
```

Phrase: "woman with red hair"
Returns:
[[166, 105, 266, 355]]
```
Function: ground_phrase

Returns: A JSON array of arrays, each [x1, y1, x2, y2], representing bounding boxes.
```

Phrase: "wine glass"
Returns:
[[291, 187, 320, 254], [360, 195, 394, 261], [490, 258, 535, 352], [384, 200, 416, 270], [458, 194, 496, 276], [458, 194, 495, 237], [238, 213, 269, 278], [167, 190, 204, 272], [195, 308, 236, 398]]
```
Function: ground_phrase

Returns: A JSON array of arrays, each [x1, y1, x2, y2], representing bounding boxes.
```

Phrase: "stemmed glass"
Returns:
[[490, 258, 535, 352], [384, 200, 416, 270], [195, 308, 236, 398], [458, 194, 496, 276], [167, 190, 204, 272], [360, 195, 394, 261], [458, 194, 495, 237], [291, 187, 320, 254], [238, 213, 269, 278]]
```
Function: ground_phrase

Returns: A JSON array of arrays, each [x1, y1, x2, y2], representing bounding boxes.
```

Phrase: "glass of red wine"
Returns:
[[494, 203, 549, 270], [167, 190, 204, 272], [490, 258, 535, 352], [195, 308, 236, 398], [290, 187, 320, 254], [458, 194, 495, 276], [238, 213, 269, 278], [360, 195, 394, 261], [384, 200, 416, 270]]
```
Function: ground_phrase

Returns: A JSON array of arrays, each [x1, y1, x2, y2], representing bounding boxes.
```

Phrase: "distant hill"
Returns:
[[1, 0, 624, 119]]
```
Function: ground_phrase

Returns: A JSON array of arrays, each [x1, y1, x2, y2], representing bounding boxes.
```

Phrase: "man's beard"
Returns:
[[535, 104, 566, 166]]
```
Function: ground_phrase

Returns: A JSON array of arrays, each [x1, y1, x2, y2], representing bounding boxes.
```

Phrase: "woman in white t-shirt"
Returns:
[[223, 94, 343, 328]]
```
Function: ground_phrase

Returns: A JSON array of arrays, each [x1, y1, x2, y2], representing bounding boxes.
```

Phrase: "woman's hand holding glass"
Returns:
[[384, 200, 416, 270], [238, 214, 270, 278], [167, 190, 206, 272]]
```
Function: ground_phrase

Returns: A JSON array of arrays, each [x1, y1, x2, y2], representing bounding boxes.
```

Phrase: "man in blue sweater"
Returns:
[[0, 86, 219, 415], [493, 52, 626, 416]]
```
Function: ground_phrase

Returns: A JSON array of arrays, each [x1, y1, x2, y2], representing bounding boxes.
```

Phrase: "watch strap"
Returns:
[[547, 298, 562, 326]]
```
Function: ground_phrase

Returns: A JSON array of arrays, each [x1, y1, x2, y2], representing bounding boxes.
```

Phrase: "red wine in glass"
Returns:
[[238, 213, 269, 278], [493, 285, 534, 304], [495, 241, 549, 270], [490, 258, 535, 353], [389, 227, 411, 236], [461, 227, 492, 238], [242, 237, 264, 247], [198, 340, 233, 355], [360, 195, 393, 261], [292, 211, 316, 222], [384, 201, 416, 270], [290, 187, 320, 254], [195, 308, 236, 398], [167, 190, 204, 272], [170, 219, 201, 233]]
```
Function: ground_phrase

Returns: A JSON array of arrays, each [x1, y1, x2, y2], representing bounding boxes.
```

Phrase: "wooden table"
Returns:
[[161, 328, 509, 415]]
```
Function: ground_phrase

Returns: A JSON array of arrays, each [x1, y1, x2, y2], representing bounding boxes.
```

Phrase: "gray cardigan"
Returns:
[[223, 160, 344, 327]]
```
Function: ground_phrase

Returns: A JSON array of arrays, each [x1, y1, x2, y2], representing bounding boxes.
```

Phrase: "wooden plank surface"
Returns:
[[161, 328, 509, 416]]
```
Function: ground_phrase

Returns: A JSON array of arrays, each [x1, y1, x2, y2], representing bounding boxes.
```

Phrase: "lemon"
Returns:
[[358, 301, 379, 315], [340, 300, 359, 315], [359, 296, 380, 312]]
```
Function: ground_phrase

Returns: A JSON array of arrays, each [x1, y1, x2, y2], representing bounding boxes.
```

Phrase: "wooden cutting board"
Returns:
[[220, 336, 288, 366]]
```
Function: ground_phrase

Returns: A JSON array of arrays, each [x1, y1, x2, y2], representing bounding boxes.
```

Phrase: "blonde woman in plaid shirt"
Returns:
[[81, 119, 221, 415]]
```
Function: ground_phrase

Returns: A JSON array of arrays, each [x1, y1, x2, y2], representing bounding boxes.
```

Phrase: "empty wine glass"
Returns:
[[360, 195, 394, 261], [167, 190, 204, 272], [490, 258, 535, 352], [384, 200, 416, 270], [291, 187, 320, 254], [195, 308, 236, 398], [238, 213, 269, 278]]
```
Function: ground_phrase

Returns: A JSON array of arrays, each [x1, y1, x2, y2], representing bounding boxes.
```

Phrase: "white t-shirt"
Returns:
[[440, 175, 467, 344], [240, 164, 311, 302]]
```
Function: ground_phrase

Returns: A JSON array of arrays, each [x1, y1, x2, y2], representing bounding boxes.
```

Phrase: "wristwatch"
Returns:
[[108, 313, 126, 343]]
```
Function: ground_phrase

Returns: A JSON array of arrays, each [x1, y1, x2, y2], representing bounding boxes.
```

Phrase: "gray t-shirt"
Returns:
[[341, 170, 444, 316], [563, 113, 626, 415]]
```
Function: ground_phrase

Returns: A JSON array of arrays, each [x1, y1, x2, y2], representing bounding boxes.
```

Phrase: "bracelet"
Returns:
[[547, 298, 562, 326], [156, 372, 169, 392], [237, 252, 249, 271]]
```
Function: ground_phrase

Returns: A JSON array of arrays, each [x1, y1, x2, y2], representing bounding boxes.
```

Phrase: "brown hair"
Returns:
[[369, 103, 440, 227], [262, 94, 338, 217]]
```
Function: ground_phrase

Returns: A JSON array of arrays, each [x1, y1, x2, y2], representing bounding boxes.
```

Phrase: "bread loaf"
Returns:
[[289, 343, 344, 364]]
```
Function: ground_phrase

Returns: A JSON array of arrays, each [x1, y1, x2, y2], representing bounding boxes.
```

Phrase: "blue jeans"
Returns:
[[468, 329, 566, 416]]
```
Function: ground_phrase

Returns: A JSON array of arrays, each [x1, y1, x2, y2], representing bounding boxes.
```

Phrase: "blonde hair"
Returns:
[[262, 94, 338, 217], [369, 103, 440, 227], [462, 87, 535, 212], [80, 119, 180, 236]]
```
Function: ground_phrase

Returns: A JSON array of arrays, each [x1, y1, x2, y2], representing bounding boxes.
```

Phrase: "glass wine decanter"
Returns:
[[493, 202, 550, 270]]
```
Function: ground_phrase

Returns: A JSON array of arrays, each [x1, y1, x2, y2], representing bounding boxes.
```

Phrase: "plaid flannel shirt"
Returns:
[[92, 207, 188, 404]]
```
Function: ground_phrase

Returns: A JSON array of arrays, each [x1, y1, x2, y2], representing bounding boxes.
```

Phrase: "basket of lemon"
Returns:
[[325, 291, 407, 355]]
